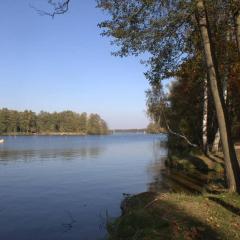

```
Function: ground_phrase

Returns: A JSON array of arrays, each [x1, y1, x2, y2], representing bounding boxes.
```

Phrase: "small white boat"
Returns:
[[0, 139, 4, 144]]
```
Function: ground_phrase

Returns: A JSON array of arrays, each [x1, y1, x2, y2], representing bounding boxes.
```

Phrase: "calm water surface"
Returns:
[[0, 134, 167, 240]]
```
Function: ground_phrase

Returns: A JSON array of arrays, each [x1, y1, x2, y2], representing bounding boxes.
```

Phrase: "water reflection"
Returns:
[[0, 136, 105, 163], [0, 148, 105, 162], [0, 134, 169, 240]]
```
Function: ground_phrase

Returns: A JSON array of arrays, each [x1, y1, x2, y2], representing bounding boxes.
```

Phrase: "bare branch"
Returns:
[[30, 0, 70, 18], [159, 96, 198, 148]]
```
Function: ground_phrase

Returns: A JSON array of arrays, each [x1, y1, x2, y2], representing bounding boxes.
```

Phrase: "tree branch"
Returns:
[[30, 0, 70, 18], [160, 97, 198, 148]]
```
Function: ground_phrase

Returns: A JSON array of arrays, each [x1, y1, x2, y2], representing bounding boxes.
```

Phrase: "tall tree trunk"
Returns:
[[212, 27, 231, 153], [212, 129, 220, 152], [212, 76, 228, 153], [196, 0, 240, 193], [202, 77, 208, 154], [234, 9, 240, 55]]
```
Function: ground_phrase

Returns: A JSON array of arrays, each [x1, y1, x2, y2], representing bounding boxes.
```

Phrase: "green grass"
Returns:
[[107, 148, 240, 239], [108, 192, 240, 240]]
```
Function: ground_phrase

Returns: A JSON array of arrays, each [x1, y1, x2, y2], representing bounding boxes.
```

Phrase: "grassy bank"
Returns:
[[107, 151, 240, 239], [108, 192, 240, 240]]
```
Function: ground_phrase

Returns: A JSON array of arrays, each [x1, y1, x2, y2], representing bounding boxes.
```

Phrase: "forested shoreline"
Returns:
[[95, 1, 240, 238], [0, 108, 109, 135], [98, 0, 240, 193], [0, 1, 240, 239]]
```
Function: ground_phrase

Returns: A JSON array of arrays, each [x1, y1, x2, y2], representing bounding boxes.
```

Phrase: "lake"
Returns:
[[0, 134, 168, 240]]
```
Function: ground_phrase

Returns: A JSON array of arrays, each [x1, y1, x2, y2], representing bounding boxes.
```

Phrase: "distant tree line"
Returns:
[[0, 108, 108, 135], [113, 129, 146, 133]]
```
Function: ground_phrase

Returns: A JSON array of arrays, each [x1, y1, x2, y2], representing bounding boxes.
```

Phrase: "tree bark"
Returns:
[[212, 72, 228, 153], [202, 77, 208, 154], [196, 0, 240, 193], [234, 9, 240, 55], [212, 129, 220, 152]]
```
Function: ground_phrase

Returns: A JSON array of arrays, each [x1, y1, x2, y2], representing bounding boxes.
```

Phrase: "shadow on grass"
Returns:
[[208, 196, 240, 217], [168, 154, 211, 173], [161, 152, 227, 195], [148, 168, 208, 194], [149, 165, 225, 195], [187, 155, 210, 173], [108, 192, 227, 240], [206, 154, 224, 167]]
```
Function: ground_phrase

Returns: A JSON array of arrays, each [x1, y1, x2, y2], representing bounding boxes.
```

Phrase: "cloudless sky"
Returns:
[[0, 0, 151, 129]]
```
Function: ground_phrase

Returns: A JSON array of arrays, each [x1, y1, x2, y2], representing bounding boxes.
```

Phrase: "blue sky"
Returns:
[[0, 0, 151, 129]]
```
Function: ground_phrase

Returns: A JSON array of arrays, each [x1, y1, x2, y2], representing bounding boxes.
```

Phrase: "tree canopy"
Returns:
[[97, 0, 240, 192]]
